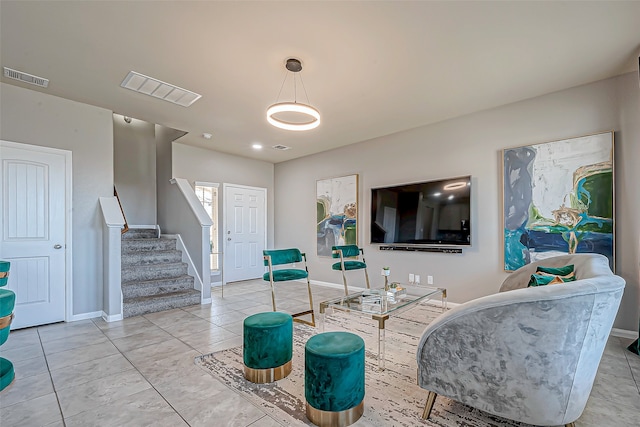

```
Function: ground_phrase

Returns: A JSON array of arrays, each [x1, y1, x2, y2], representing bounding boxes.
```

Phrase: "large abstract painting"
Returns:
[[316, 174, 358, 257], [503, 132, 614, 271]]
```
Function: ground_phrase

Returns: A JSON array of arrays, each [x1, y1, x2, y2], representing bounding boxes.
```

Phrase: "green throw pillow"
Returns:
[[528, 264, 577, 287], [528, 274, 565, 287], [536, 264, 575, 277]]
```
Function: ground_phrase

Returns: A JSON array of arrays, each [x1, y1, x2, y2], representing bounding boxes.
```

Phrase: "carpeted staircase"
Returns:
[[121, 228, 201, 318]]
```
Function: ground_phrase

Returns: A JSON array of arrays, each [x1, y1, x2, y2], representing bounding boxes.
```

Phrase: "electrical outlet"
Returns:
[[415, 274, 421, 284], [427, 275, 434, 285], [409, 273, 415, 283]]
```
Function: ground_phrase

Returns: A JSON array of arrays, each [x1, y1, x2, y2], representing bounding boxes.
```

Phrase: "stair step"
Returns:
[[122, 228, 158, 239], [123, 290, 201, 318], [121, 250, 183, 266], [121, 262, 188, 283], [122, 237, 176, 253], [122, 275, 195, 298]]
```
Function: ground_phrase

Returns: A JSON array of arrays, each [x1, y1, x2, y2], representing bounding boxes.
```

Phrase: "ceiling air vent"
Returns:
[[120, 71, 201, 107], [272, 145, 291, 151], [3, 67, 49, 88]]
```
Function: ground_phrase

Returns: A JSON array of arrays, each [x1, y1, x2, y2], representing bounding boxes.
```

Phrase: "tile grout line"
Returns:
[[623, 348, 640, 394], [36, 327, 68, 427], [88, 316, 195, 427]]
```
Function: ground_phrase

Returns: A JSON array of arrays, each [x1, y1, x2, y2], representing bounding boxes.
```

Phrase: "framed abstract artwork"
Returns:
[[316, 174, 358, 257], [502, 131, 614, 271]]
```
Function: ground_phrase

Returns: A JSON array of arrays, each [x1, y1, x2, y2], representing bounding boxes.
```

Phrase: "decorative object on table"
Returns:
[[502, 131, 614, 271], [0, 260, 15, 391], [331, 245, 370, 296], [417, 253, 624, 427], [263, 248, 315, 326], [243, 312, 293, 383], [387, 282, 407, 302], [381, 267, 390, 290], [360, 294, 383, 313], [316, 174, 358, 257], [304, 331, 365, 426]]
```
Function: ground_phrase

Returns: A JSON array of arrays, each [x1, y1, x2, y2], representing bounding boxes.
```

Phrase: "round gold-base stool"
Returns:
[[306, 400, 364, 427], [243, 311, 293, 384], [305, 331, 365, 427]]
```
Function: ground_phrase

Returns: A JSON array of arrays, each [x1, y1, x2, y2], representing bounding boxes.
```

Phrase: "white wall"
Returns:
[[274, 73, 640, 331], [171, 142, 275, 273], [113, 116, 156, 226], [0, 82, 113, 316]]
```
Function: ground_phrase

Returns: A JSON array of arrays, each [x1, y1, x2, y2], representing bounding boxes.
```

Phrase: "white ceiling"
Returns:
[[1, 1, 638, 163]]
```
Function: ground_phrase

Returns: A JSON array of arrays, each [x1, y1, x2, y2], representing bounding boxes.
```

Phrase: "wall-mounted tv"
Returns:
[[370, 176, 471, 247]]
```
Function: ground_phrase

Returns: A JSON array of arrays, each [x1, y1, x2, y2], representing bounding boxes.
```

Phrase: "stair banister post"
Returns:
[[99, 197, 125, 322]]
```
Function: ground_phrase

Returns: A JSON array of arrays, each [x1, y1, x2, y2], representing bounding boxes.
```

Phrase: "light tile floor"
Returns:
[[0, 280, 638, 426]]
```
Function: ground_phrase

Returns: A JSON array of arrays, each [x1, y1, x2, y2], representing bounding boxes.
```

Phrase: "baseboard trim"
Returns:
[[70, 311, 103, 322], [102, 312, 123, 322], [611, 328, 639, 339]]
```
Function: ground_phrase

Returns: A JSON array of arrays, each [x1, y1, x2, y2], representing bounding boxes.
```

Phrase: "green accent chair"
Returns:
[[243, 312, 293, 383], [263, 248, 315, 326], [305, 331, 365, 426], [0, 260, 9, 287], [0, 260, 15, 392], [331, 245, 370, 296]]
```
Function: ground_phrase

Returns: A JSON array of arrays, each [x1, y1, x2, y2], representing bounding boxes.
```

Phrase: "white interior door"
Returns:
[[224, 184, 266, 283], [0, 141, 68, 329]]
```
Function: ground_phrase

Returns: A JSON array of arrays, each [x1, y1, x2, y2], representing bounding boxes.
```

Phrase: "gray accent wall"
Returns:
[[274, 73, 640, 331], [0, 82, 114, 316], [113, 117, 157, 226]]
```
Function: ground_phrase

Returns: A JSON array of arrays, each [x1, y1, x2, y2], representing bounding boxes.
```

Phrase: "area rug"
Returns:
[[195, 303, 530, 426]]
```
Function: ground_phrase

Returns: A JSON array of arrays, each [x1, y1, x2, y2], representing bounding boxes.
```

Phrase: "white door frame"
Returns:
[[222, 183, 267, 284], [0, 140, 73, 324]]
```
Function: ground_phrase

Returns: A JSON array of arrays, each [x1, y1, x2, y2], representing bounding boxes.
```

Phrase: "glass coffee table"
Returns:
[[318, 286, 447, 370]]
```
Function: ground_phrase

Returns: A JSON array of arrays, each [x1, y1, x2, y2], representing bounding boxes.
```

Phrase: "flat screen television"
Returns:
[[370, 176, 471, 247]]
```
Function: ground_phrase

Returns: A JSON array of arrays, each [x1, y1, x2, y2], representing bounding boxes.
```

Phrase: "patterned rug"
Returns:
[[195, 303, 530, 426]]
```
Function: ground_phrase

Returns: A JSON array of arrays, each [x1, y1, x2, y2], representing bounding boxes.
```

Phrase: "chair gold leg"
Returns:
[[269, 279, 277, 312], [300, 277, 315, 327], [341, 270, 349, 296], [421, 391, 437, 420], [364, 268, 370, 289]]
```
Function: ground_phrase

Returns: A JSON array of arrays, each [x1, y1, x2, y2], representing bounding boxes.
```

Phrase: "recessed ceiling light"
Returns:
[[203, 133, 212, 139], [252, 143, 263, 150], [433, 192, 441, 197], [448, 195, 454, 200]]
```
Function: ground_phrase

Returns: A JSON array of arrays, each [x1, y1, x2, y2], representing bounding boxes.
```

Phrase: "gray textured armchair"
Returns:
[[416, 254, 625, 426]]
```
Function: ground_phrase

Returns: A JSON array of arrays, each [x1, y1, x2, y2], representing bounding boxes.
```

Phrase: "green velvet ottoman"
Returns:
[[0, 287, 16, 391], [243, 311, 293, 383], [305, 331, 365, 427]]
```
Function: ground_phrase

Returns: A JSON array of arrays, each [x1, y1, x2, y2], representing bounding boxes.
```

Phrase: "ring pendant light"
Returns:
[[266, 58, 320, 131]]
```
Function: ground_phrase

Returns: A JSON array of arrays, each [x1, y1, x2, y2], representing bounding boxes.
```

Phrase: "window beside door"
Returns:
[[195, 182, 219, 273]]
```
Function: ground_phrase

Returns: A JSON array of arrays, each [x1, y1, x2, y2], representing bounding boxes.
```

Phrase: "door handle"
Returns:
[[54, 244, 62, 249], [227, 238, 231, 241]]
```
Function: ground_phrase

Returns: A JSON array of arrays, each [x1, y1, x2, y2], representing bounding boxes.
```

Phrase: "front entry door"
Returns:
[[0, 141, 69, 329], [224, 184, 266, 282]]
